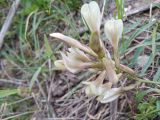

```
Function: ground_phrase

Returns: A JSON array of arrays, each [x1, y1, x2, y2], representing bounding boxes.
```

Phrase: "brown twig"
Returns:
[[125, 0, 160, 17]]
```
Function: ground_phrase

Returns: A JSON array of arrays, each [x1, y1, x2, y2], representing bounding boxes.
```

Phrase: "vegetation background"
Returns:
[[0, 0, 160, 119]]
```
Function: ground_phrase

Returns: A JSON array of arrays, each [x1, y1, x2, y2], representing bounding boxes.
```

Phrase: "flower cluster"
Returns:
[[50, 1, 133, 103]]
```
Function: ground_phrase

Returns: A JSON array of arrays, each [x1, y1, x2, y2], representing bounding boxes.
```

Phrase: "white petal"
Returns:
[[104, 19, 123, 47], [97, 88, 121, 103], [81, 1, 101, 32], [85, 86, 93, 96], [50, 33, 97, 57], [104, 20, 115, 43], [54, 60, 66, 70], [83, 81, 96, 96], [115, 19, 123, 41], [82, 81, 91, 85], [50, 33, 83, 49], [89, 1, 101, 31], [82, 81, 106, 96], [96, 86, 106, 96], [60, 51, 92, 73], [60, 52, 80, 73], [68, 48, 90, 62], [106, 49, 112, 59]]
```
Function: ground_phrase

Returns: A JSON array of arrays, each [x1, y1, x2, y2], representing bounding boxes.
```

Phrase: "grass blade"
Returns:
[[140, 25, 157, 76], [44, 34, 54, 59], [153, 68, 160, 82], [129, 47, 144, 67], [0, 89, 19, 99], [121, 21, 156, 53]]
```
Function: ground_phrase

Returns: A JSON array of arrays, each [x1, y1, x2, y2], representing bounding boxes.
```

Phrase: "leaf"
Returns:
[[29, 66, 42, 90], [140, 25, 157, 76], [156, 100, 160, 115], [140, 54, 153, 76], [124, 20, 141, 34], [135, 89, 156, 103], [121, 21, 156, 53], [129, 47, 144, 67], [21, 0, 39, 15], [125, 33, 160, 54], [154, 2, 160, 8], [135, 91, 147, 103], [0, 89, 19, 99], [153, 68, 160, 82], [44, 34, 54, 59]]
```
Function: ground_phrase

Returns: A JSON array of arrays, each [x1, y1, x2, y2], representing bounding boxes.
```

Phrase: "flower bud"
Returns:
[[81, 1, 101, 33], [104, 19, 123, 48], [83, 71, 112, 97], [56, 48, 95, 73]]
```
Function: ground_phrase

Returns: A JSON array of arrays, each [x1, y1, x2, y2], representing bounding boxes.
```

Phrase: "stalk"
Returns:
[[109, 44, 119, 120], [113, 46, 120, 68]]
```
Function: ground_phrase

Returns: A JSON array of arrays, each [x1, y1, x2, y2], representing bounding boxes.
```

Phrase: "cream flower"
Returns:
[[82, 71, 112, 96], [97, 88, 121, 103], [102, 58, 118, 84], [54, 60, 66, 70], [54, 47, 94, 73], [81, 1, 101, 33], [50, 33, 97, 57], [97, 84, 136, 103], [67, 48, 90, 62], [104, 19, 123, 48], [83, 81, 112, 97], [82, 80, 121, 103]]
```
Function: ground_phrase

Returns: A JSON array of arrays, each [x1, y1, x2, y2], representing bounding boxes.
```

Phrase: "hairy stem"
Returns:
[[110, 46, 119, 120], [113, 47, 120, 68], [110, 84, 118, 120]]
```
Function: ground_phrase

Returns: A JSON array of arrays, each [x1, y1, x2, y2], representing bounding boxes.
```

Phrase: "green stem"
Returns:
[[113, 47, 120, 67], [129, 75, 160, 85], [111, 46, 119, 120], [117, 63, 160, 85]]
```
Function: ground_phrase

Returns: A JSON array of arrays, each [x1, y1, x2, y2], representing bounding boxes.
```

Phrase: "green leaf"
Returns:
[[29, 66, 42, 90], [125, 33, 160, 52], [156, 100, 160, 115], [121, 21, 156, 53], [135, 91, 147, 103], [140, 25, 157, 76], [135, 89, 157, 103], [115, 0, 124, 19], [44, 34, 54, 59], [124, 21, 141, 34], [0, 89, 19, 99], [153, 68, 160, 82], [154, 2, 160, 8], [129, 47, 144, 67], [140, 54, 153, 76], [21, 0, 39, 15]]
